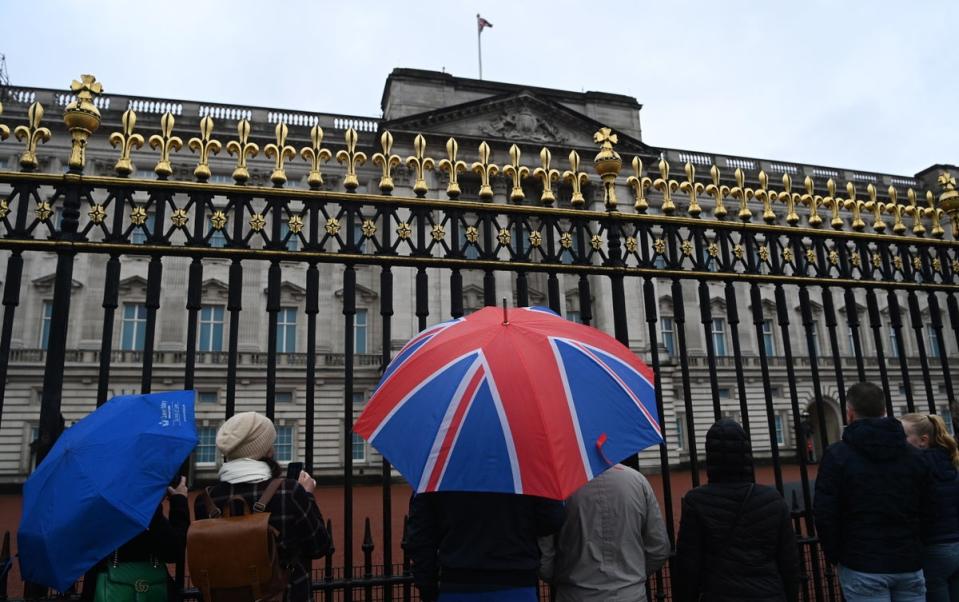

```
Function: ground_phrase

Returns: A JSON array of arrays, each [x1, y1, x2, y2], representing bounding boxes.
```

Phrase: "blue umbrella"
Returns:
[[18, 390, 197, 592]]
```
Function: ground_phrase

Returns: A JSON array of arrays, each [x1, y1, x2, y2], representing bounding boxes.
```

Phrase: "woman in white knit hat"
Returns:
[[194, 412, 330, 601]]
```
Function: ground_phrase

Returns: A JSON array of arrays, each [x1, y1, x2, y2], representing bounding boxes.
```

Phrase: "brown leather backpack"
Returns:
[[187, 479, 288, 602]]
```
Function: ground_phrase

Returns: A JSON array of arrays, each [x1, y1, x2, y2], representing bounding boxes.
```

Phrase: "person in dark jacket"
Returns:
[[814, 382, 933, 602], [406, 491, 565, 601], [674, 418, 800, 602], [80, 477, 190, 602], [902, 412, 959, 602]]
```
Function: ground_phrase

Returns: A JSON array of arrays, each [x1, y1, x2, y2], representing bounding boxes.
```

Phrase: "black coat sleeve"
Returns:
[[290, 486, 331, 559], [776, 501, 801, 602], [531, 497, 565, 537], [405, 494, 440, 602], [673, 497, 706, 602], [813, 446, 842, 566], [147, 495, 191, 563]]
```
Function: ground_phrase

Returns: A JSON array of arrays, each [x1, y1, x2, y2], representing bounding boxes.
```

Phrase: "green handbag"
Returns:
[[93, 554, 168, 602]]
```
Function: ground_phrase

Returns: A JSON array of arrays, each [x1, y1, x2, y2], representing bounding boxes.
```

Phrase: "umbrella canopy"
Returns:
[[354, 306, 662, 500], [18, 390, 197, 592]]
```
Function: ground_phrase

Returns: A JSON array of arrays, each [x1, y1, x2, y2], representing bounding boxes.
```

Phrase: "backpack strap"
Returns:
[[253, 478, 284, 513], [202, 486, 222, 519]]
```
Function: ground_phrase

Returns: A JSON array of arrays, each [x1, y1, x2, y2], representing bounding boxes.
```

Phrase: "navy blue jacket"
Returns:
[[813, 417, 934, 573], [922, 447, 959, 545]]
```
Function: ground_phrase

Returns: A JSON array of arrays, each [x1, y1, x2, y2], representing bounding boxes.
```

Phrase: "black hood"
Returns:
[[705, 418, 755, 483], [842, 417, 907, 461], [925, 446, 959, 482]]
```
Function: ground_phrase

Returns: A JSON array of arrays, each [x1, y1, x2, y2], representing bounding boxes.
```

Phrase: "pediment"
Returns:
[[384, 91, 652, 153], [334, 283, 378, 302], [32, 274, 83, 290]]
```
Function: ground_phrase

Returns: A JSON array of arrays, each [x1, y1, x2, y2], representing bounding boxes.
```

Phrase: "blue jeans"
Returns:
[[438, 588, 537, 602], [924, 542, 959, 602], [838, 565, 926, 602]]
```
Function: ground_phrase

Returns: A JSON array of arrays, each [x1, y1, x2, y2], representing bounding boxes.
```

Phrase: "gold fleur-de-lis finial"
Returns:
[[679, 162, 704, 218], [109, 109, 145, 177], [472, 141, 499, 201], [264, 122, 297, 186], [187, 116, 221, 182], [755, 170, 776, 223], [226, 118, 259, 184], [904, 188, 926, 236], [0, 101, 10, 142], [627, 157, 653, 213], [563, 150, 590, 208], [63, 74, 103, 171], [863, 183, 885, 232], [729, 168, 753, 222], [821, 178, 844, 229], [371, 130, 401, 194], [801, 176, 823, 228], [438, 137, 467, 199], [927, 190, 945, 238], [704, 165, 729, 220], [592, 127, 622, 209], [148, 112, 183, 178], [884, 187, 907, 235], [336, 127, 368, 192], [300, 124, 331, 189], [653, 159, 681, 215], [778, 174, 800, 226], [405, 133, 433, 197], [14, 102, 52, 171], [503, 144, 529, 203], [533, 147, 561, 205], [843, 182, 866, 231]]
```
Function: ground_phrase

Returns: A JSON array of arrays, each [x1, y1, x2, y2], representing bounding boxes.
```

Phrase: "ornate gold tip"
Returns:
[[822, 179, 844, 230], [864, 183, 885, 233], [148, 112, 183, 178], [438, 137, 467, 199], [372, 130, 401, 194], [300, 125, 331, 189], [885, 187, 907, 235], [472, 141, 498, 201], [627, 157, 652, 213], [404, 133, 433, 197], [927, 189, 945, 239], [843, 182, 866, 231], [503, 144, 529, 203], [14, 102, 52, 171], [226, 118, 259, 184], [592, 127, 621, 209], [938, 171, 958, 218], [756, 171, 776, 224], [730, 168, 752, 222], [187, 116, 221, 181], [653, 159, 679, 215], [564, 150, 589, 207], [336, 127, 368, 192], [264, 122, 297, 186], [705, 165, 728, 220], [801, 176, 823, 228], [63, 74, 103, 171], [109, 109, 145, 177], [533, 147, 560, 205], [779, 174, 800, 226], [904, 189, 926, 236], [679, 162, 704, 218]]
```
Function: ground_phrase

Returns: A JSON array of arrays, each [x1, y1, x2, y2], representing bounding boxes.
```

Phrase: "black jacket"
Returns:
[[921, 447, 959, 545], [405, 491, 565, 601], [813, 417, 933, 573], [674, 419, 800, 602]]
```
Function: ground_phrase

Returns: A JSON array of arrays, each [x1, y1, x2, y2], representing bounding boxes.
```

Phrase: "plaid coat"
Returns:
[[194, 479, 330, 602]]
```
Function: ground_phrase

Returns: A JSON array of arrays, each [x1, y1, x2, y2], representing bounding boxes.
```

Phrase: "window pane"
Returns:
[[775, 415, 785, 445], [929, 329, 941, 358], [196, 426, 218, 464], [661, 318, 675, 356], [566, 310, 581, 324], [351, 431, 366, 462], [275, 426, 294, 462], [762, 320, 776, 356], [199, 305, 224, 352], [40, 301, 53, 350], [711, 319, 726, 356], [355, 309, 368, 354], [121, 303, 146, 351], [198, 391, 218, 404], [275, 391, 294, 404], [277, 308, 297, 353]]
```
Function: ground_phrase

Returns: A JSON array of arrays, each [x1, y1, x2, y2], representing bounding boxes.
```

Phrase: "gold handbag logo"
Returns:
[[134, 579, 150, 593]]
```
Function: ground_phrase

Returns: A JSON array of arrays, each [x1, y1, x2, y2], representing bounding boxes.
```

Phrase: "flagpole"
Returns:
[[477, 15, 483, 80]]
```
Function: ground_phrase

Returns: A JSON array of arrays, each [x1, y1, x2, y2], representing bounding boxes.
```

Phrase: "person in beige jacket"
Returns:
[[539, 463, 670, 601]]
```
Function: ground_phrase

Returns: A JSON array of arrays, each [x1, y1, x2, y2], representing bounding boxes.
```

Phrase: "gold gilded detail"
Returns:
[[564, 151, 589, 207], [850, 253, 862, 268], [927, 190, 945, 239], [472, 142, 498, 201], [938, 171, 959, 218], [130, 206, 147, 226], [372, 131, 402, 194], [288, 214, 304, 235], [529, 231, 543, 248], [952, 260, 959, 274], [227, 119, 259, 184], [15, 102, 52, 170], [681, 240, 694, 257], [863, 184, 885, 233], [465, 226, 478, 244], [0, 101, 10, 141], [913, 256, 923, 272], [324, 217, 341, 236], [300, 125, 332, 189], [590, 234, 603, 250], [249, 213, 267, 232], [397, 222, 412, 240], [148, 112, 183, 178], [533, 147, 561, 205], [187, 116, 221, 181], [88, 204, 107, 224], [654, 238, 666, 255], [801, 176, 823, 228], [63, 74, 103, 171], [337, 128, 368, 193], [705, 165, 729, 220], [680, 163, 704, 218], [758, 245, 770, 263], [730, 168, 753, 222], [733, 244, 744, 260], [828, 250, 839, 266], [932, 258, 942, 273], [626, 157, 652, 213], [36, 201, 53, 222], [806, 249, 817, 264], [904, 189, 926, 236], [755, 171, 776, 223], [171, 208, 189, 229], [264, 122, 296, 186], [438, 137, 467, 199], [503, 144, 529, 203], [885, 187, 907, 235], [625, 236, 638, 253], [653, 159, 679, 215], [844, 183, 866, 231], [560, 232, 573, 249], [779, 174, 800, 226], [707, 242, 719, 258], [592, 127, 622, 209], [821, 179, 844, 230], [782, 248, 794, 263], [0, 199, 10, 220], [497, 229, 511, 246], [109, 109, 145, 177], [871, 253, 882, 268], [210, 211, 227, 231], [431, 224, 445, 241], [362, 219, 377, 238], [405, 134, 433, 197], [893, 256, 904, 271]]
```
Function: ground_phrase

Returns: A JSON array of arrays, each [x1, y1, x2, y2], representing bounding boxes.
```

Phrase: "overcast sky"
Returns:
[[2, 1, 955, 175]]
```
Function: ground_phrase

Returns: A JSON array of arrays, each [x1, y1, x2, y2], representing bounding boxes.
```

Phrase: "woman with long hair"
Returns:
[[902, 412, 959, 602]]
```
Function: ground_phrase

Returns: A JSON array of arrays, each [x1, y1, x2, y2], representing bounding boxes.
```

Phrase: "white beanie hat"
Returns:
[[216, 412, 277, 461]]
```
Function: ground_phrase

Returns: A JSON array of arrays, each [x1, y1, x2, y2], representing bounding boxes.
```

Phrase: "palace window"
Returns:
[[275, 425, 293, 463], [40, 301, 53, 350], [354, 309, 368, 354], [198, 305, 224, 352], [196, 426, 218, 464], [121, 303, 148, 351], [711, 318, 728, 356], [661, 317, 675, 356], [762, 319, 776, 356], [197, 391, 218, 404], [276, 307, 297, 353], [774, 414, 786, 446], [928, 329, 941, 359]]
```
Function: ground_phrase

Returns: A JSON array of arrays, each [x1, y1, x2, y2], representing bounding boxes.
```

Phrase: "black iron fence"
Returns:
[[0, 75, 956, 601]]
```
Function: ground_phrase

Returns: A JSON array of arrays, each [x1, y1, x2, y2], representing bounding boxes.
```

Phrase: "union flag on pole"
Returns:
[[477, 14, 493, 33]]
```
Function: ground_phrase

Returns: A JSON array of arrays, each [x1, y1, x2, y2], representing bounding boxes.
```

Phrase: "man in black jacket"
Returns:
[[814, 382, 934, 601], [406, 491, 565, 601]]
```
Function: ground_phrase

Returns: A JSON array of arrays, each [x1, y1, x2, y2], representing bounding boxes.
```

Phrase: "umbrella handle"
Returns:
[[596, 433, 614, 467]]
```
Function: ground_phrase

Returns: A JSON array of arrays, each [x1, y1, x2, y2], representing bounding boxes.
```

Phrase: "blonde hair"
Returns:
[[901, 413, 959, 467]]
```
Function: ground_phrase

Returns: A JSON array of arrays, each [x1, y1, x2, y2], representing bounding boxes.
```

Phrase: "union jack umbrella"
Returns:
[[353, 306, 663, 500]]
